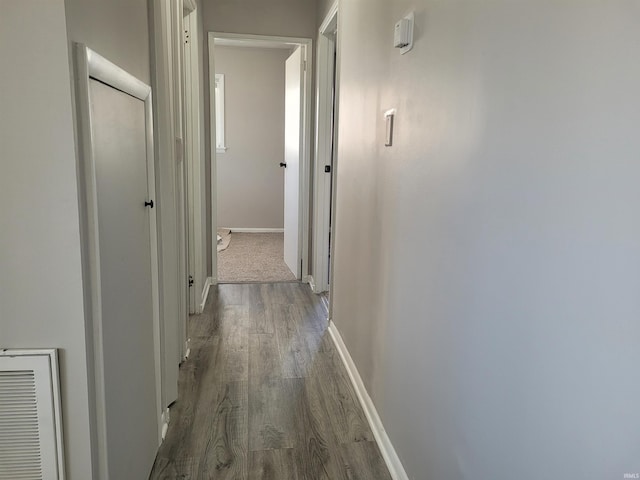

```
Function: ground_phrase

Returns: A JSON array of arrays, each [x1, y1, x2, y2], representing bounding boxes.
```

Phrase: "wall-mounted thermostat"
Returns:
[[394, 12, 414, 54]]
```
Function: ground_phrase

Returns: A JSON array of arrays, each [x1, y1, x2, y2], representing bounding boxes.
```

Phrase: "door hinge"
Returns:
[[188, 275, 194, 288], [303, 60, 307, 72]]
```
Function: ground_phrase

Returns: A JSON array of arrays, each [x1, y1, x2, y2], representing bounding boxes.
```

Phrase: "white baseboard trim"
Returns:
[[305, 275, 316, 291], [184, 338, 191, 360], [328, 321, 409, 480], [306, 275, 328, 294], [200, 277, 214, 313], [160, 407, 170, 441], [226, 227, 284, 233]]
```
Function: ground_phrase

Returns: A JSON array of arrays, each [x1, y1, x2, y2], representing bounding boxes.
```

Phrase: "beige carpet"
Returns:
[[217, 232, 296, 283]]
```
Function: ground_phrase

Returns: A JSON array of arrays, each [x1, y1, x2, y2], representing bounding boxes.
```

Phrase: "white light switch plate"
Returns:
[[384, 109, 396, 146]]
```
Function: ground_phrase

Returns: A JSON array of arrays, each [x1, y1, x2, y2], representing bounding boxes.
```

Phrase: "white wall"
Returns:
[[0, 1, 94, 478], [215, 46, 289, 229], [332, 1, 640, 479]]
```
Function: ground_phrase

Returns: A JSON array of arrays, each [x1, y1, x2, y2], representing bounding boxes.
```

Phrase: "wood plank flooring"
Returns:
[[149, 282, 391, 480]]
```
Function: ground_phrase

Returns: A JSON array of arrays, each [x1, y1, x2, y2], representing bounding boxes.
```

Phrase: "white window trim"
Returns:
[[214, 73, 227, 153]]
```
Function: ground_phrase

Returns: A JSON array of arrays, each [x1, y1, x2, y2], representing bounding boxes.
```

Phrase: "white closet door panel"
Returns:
[[90, 79, 158, 480]]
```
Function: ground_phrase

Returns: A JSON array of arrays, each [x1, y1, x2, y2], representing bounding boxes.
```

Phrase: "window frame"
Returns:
[[214, 73, 226, 153]]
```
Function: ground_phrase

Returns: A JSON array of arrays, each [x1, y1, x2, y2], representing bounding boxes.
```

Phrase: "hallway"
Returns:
[[149, 282, 391, 479]]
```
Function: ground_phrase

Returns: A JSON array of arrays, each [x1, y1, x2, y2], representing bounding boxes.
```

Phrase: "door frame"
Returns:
[[74, 44, 163, 479], [183, 4, 207, 315], [312, 1, 339, 293], [207, 32, 314, 282], [149, 0, 189, 429], [171, 0, 189, 360]]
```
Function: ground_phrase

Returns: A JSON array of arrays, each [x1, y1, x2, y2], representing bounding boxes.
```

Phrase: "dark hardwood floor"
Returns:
[[149, 282, 391, 480]]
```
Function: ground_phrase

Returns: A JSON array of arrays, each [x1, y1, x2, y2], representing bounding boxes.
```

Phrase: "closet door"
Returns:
[[75, 45, 161, 480], [90, 77, 159, 480]]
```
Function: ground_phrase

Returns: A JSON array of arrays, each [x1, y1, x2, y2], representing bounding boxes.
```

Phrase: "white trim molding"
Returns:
[[319, 0, 339, 33], [225, 227, 285, 233], [160, 407, 170, 441], [200, 276, 214, 312], [328, 321, 409, 480], [214, 73, 226, 152], [74, 43, 162, 479], [312, 3, 339, 294], [212, 32, 311, 49], [184, 5, 206, 318], [184, 338, 191, 360], [209, 32, 313, 284], [151, 0, 186, 412], [305, 275, 316, 291]]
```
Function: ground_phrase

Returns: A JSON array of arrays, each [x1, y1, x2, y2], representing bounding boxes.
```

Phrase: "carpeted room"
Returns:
[[214, 44, 296, 283], [216, 229, 295, 282]]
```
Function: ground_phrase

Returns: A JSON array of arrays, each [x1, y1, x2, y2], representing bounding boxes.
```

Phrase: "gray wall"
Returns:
[[316, 0, 334, 26], [215, 46, 289, 229], [0, 1, 94, 478], [63, 0, 156, 474], [202, 0, 317, 273], [204, 0, 317, 38], [64, 0, 150, 84], [332, 1, 640, 479]]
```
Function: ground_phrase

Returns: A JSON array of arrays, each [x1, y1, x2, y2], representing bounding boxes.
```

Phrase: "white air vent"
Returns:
[[0, 350, 65, 480]]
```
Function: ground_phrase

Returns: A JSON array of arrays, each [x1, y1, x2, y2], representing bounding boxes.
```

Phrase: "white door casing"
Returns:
[[171, 0, 189, 361], [313, 2, 339, 294], [208, 33, 313, 283], [284, 46, 304, 278], [150, 0, 183, 412], [183, 7, 206, 316], [75, 45, 162, 480]]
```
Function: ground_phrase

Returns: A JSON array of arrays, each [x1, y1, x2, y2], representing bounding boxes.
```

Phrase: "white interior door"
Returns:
[[90, 78, 159, 479], [284, 46, 303, 278]]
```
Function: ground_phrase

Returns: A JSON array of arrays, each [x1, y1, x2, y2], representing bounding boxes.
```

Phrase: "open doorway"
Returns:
[[208, 33, 313, 284]]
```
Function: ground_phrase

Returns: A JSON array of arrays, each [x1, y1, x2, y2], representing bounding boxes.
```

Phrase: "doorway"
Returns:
[[208, 33, 313, 284]]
